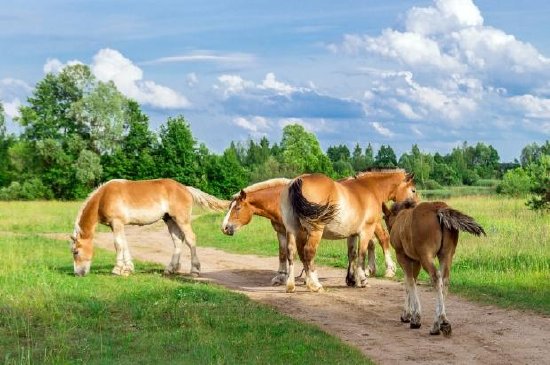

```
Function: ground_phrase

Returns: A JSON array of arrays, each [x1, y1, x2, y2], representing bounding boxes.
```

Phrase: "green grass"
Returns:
[[194, 196, 550, 314], [419, 185, 495, 199], [0, 203, 370, 364]]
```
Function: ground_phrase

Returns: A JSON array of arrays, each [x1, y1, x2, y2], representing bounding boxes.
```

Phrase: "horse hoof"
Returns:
[[384, 268, 396, 278], [440, 322, 452, 336], [357, 278, 368, 288], [430, 328, 441, 335], [410, 322, 421, 329], [190, 271, 200, 277], [309, 285, 324, 293], [112, 266, 124, 276], [401, 315, 411, 323], [286, 285, 296, 293], [271, 274, 287, 286], [346, 275, 356, 287]]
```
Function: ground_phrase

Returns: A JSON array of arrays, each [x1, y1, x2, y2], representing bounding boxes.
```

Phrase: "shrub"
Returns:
[[497, 168, 531, 197], [0, 178, 53, 200]]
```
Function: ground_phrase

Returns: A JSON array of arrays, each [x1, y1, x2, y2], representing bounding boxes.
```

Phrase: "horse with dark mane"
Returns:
[[220, 177, 396, 286], [279, 169, 418, 293], [382, 199, 486, 336], [71, 179, 229, 276]]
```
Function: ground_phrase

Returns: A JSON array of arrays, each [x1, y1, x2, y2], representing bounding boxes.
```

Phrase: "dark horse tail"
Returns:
[[288, 178, 339, 231], [437, 208, 486, 236]]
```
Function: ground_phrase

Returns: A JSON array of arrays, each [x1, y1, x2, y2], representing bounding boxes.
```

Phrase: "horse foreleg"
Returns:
[[303, 230, 324, 293], [271, 230, 288, 286], [396, 251, 421, 327], [164, 218, 184, 274], [111, 221, 134, 276], [374, 223, 396, 278], [346, 235, 358, 287], [355, 225, 376, 287], [178, 221, 201, 276]]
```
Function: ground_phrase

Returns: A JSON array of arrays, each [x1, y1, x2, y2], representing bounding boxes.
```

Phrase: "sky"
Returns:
[[1, 0, 550, 162]]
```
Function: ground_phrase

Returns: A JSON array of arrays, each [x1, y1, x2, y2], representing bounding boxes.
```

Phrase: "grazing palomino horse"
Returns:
[[71, 179, 229, 277], [280, 169, 417, 293], [221, 177, 397, 286], [382, 199, 485, 336]]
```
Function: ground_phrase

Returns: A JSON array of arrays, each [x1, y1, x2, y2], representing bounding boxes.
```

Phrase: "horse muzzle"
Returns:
[[74, 260, 91, 277], [222, 225, 235, 236]]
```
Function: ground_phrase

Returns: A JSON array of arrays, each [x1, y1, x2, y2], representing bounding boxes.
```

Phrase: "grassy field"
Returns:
[[193, 196, 550, 314], [0, 202, 370, 364]]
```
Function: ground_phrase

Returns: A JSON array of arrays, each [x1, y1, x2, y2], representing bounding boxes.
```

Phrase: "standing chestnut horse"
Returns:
[[221, 177, 397, 286], [280, 169, 417, 293], [71, 179, 229, 276], [382, 199, 485, 336]]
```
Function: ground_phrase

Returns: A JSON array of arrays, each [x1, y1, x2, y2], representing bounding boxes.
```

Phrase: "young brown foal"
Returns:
[[382, 199, 486, 336]]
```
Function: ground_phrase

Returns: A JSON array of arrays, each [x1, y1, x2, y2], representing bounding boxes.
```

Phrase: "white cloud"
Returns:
[[232, 116, 269, 132], [371, 122, 394, 137], [3, 98, 22, 119], [258, 73, 296, 95], [216, 74, 253, 96], [142, 51, 255, 65], [186, 72, 198, 87], [43, 58, 83, 74], [278, 118, 329, 133], [91, 48, 190, 109], [509, 94, 550, 119]]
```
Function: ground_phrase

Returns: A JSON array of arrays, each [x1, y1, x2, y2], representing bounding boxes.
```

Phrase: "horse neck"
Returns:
[[247, 188, 282, 222], [358, 173, 404, 204], [76, 193, 100, 240]]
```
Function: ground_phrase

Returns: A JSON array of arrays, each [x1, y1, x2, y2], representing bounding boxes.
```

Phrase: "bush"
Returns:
[[0, 178, 54, 200], [497, 168, 531, 197], [423, 179, 442, 190]]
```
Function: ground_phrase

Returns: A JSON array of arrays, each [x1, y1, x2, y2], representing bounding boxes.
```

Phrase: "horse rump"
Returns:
[[288, 178, 339, 231], [437, 207, 486, 236]]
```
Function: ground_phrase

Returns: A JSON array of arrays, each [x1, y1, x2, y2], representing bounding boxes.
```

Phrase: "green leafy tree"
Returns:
[[374, 144, 397, 168], [280, 124, 334, 175], [497, 167, 532, 197], [526, 154, 550, 211], [156, 115, 202, 187], [399, 145, 433, 187], [327, 144, 351, 163], [204, 145, 249, 198], [365, 143, 375, 168], [351, 143, 367, 172], [0, 102, 15, 187], [249, 156, 301, 182]]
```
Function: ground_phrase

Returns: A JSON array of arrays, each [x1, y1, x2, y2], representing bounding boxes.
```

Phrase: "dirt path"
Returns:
[[92, 222, 550, 364]]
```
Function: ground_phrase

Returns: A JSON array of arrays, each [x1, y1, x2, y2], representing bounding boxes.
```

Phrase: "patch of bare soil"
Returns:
[[90, 223, 549, 364]]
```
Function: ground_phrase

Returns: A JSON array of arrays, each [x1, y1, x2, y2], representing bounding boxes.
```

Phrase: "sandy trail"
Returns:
[[90, 222, 549, 365]]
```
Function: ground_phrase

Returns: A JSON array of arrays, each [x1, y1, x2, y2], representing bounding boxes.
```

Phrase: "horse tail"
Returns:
[[288, 177, 339, 231], [437, 207, 486, 236], [185, 186, 230, 212]]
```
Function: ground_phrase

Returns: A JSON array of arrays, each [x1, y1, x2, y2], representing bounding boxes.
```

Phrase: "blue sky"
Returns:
[[1, 0, 550, 162]]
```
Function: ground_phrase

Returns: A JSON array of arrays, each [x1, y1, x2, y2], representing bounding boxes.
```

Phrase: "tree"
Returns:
[[365, 143, 375, 168], [156, 115, 202, 187], [351, 143, 367, 172], [526, 154, 550, 211], [497, 167, 532, 197], [280, 124, 333, 175], [327, 144, 351, 163], [204, 145, 249, 198], [399, 144, 433, 187], [68, 80, 128, 154], [0, 102, 15, 187], [374, 145, 397, 168]]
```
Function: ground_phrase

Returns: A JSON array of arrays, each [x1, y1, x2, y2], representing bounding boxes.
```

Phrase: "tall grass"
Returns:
[[0, 202, 370, 364], [193, 196, 550, 314]]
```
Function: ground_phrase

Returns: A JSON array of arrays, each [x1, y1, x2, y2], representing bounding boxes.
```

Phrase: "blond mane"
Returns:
[[232, 178, 291, 198], [73, 180, 123, 237], [355, 168, 405, 179]]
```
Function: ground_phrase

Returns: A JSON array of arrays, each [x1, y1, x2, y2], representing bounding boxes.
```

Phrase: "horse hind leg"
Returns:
[[345, 235, 358, 287], [303, 230, 324, 293], [164, 218, 184, 275], [396, 252, 421, 328], [111, 221, 134, 276], [177, 221, 201, 276]]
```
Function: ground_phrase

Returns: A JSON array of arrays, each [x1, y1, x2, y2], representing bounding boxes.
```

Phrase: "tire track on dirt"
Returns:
[[90, 224, 550, 365]]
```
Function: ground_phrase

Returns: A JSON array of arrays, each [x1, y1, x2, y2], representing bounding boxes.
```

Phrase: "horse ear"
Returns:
[[382, 202, 391, 217], [405, 172, 415, 182], [239, 189, 247, 199]]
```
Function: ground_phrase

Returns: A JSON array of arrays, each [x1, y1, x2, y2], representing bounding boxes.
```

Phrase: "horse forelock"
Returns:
[[232, 178, 290, 198]]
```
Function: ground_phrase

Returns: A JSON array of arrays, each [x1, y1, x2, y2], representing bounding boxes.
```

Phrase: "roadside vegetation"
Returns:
[[0, 202, 370, 364]]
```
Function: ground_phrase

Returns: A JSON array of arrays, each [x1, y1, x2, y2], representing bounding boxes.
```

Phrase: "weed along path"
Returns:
[[92, 223, 550, 365]]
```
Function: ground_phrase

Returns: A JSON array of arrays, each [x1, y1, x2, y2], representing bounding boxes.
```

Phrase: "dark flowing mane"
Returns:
[[232, 178, 290, 198], [390, 198, 417, 216]]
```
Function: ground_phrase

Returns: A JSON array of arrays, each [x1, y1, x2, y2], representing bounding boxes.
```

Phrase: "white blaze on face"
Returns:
[[222, 201, 236, 230]]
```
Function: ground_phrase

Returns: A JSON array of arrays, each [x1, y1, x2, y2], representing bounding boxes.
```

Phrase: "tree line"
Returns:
[[0, 65, 548, 210]]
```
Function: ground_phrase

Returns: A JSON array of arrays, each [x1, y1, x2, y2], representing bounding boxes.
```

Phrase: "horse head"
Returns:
[[391, 172, 418, 203], [382, 199, 417, 232], [221, 189, 255, 236], [70, 232, 93, 276]]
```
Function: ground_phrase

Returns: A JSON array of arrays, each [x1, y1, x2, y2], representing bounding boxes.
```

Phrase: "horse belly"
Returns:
[[125, 202, 168, 225]]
